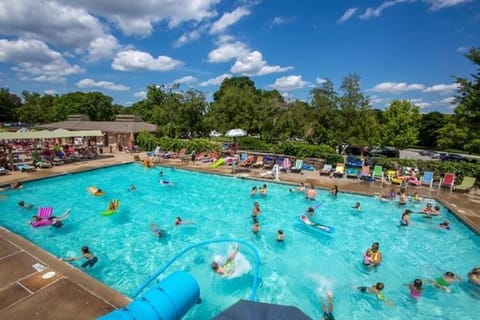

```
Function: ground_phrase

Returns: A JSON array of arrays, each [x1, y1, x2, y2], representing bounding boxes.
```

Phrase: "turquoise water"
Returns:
[[1, 163, 479, 319]]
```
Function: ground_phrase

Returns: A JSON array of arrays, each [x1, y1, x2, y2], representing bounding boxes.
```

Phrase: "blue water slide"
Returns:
[[97, 238, 261, 320]]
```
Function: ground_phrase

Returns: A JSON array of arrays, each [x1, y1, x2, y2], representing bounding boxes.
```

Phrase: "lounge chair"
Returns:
[[262, 156, 275, 170], [290, 159, 303, 173], [333, 163, 345, 178], [240, 155, 255, 167], [387, 170, 402, 185], [0, 166, 9, 175], [373, 165, 384, 181], [346, 156, 363, 168], [31, 152, 53, 168], [440, 172, 456, 191], [252, 156, 264, 168], [319, 164, 332, 176], [346, 167, 359, 178], [359, 166, 373, 181], [454, 176, 476, 192], [301, 162, 315, 171], [420, 171, 434, 189], [280, 158, 291, 172], [16, 163, 36, 172], [147, 146, 160, 157]]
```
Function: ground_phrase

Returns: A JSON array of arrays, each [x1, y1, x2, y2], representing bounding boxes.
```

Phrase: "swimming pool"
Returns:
[[1, 164, 479, 319]]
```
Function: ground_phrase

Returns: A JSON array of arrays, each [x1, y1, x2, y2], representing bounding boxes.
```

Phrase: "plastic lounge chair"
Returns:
[[263, 156, 275, 170], [346, 156, 363, 168], [280, 158, 291, 172], [333, 163, 345, 178], [319, 164, 332, 176], [240, 155, 255, 167], [0, 166, 9, 175], [301, 162, 315, 171], [454, 176, 476, 192], [290, 159, 303, 173], [252, 156, 264, 168], [440, 172, 456, 191], [420, 171, 434, 189], [16, 163, 36, 172], [31, 152, 53, 168], [359, 166, 373, 181], [373, 165, 384, 181], [346, 167, 359, 178]]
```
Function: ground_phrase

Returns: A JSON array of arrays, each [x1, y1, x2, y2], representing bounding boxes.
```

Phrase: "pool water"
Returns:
[[1, 164, 479, 319]]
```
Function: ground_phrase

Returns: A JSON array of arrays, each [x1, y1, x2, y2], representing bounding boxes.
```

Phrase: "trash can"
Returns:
[[99, 147, 103, 154]]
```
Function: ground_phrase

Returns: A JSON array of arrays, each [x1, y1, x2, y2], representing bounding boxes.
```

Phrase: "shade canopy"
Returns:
[[213, 299, 312, 320], [225, 128, 247, 138], [0, 129, 103, 140]]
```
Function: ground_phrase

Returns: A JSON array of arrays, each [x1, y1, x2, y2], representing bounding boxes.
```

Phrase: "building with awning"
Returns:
[[36, 114, 157, 147], [0, 129, 103, 140]]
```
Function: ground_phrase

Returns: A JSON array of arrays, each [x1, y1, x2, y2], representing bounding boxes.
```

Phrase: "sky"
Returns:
[[0, 0, 479, 113]]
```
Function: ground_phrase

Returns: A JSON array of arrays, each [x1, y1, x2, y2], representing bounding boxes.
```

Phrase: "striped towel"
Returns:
[[38, 207, 53, 219]]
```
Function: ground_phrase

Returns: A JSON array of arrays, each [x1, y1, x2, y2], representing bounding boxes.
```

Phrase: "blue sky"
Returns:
[[0, 0, 478, 113]]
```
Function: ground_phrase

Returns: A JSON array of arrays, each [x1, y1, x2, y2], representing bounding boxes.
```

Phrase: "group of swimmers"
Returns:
[[250, 184, 268, 196]]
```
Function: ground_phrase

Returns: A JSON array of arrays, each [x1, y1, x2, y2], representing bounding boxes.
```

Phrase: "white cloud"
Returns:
[[338, 8, 358, 24], [173, 76, 198, 84], [270, 75, 310, 91], [134, 91, 147, 98], [87, 35, 123, 62], [423, 83, 459, 93], [423, 0, 473, 10], [210, 7, 250, 34], [360, 0, 414, 19], [44, 89, 57, 95], [112, 50, 182, 71], [76, 78, 130, 91], [199, 73, 231, 86], [457, 46, 470, 53], [173, 26, 207, 47], [230, 51, 293, 76], [0, 38, 84, 83], [0, 0, 106, 50], [370, 95, 387, 105], [63, 0, 221, 35], [270, 16, 295, 27], [315, 77, 327, 84], [370, 82, 425, 93], [207, 40, 250, 62]]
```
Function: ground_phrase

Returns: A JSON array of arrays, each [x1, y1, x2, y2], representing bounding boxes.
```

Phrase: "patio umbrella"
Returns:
[[225, 128, 247, 138]]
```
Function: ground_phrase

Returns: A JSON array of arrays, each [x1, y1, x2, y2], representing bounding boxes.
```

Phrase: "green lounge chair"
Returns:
[[373, 165, 383, 181], [454, 176, 476, 192]]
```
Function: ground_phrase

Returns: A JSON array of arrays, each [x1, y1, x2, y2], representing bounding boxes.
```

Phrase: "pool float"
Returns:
[[299, 214, 335, 234], [88, 186, 104, 196], [211, 158, 225, 168], [101, 200, 120, 216], [31, 219, 53, 228]]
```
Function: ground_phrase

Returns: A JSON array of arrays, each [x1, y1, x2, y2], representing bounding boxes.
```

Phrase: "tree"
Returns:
[[0, 88, 22, 122], [448, 47, 480, 153], [417, 112, 445, 148], [309, 79, 341, 145], [380, 100, 421, 150], [52, 92, 115, 121]]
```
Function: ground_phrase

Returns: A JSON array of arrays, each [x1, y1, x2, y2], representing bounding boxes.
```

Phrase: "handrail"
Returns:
[[133, 238, 261, 301]]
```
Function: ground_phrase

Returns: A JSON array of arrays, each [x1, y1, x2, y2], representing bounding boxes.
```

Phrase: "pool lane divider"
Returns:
[[97, 238, 261, 320]]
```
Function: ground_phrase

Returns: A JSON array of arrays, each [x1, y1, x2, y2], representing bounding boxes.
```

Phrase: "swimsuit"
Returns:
[[435, 278, 449, 287], [323, 312, 335, 320], [81, 256, 98, 268], [410, 288, 422, 298]]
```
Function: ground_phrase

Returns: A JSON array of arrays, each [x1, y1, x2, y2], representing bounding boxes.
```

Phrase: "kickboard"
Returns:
[[299, 215, 335, 234]]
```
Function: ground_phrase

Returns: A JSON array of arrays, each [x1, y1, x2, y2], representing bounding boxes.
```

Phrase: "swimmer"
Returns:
[[364, 242, 382, 266], [150, 223, 166, 238], [211, 244, 239, 275], [306, 206, 315, 216], [352, 202, 361, 210], [260, 184, 268, 196], [468, 268, 480, 286], [298, 182, 306, 192], [400, 210, 411, 226], [159, 171, 164, 177], [10, 182, 23, 189], [438, 220, 450, 230], [160, 180, 174, 186], [250, 186, 258, 196], [320, 290, 335, 320], [330, 185, 338, 197], [18, 200, 34, 209], [128, 184, 136, 192], [108, 199, 119, 211], [306, 185, 317, 201], [363, 251, 374, 265], [430, 271, 461, 292], [408, 279, 423, 299], [422, 203, 439, 216], [48, 209, 71, 228], [252, 222, 261, 234], [62, 246, 98, 268], [252, 202, 261, 217], [276, 229, 284, 242], [399, 190, 407, 206], [175, 217, 184, 225], [358, 282, 394, 306]]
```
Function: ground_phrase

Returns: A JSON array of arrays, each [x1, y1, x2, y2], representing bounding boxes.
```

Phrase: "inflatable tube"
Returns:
[[31, 219, 53, 228], [101, 200, 120, 216], [299, 214, 335, 234], [88, 187, 104, 196], [211, 158, 225, 168], [97, 271, 200, 320]]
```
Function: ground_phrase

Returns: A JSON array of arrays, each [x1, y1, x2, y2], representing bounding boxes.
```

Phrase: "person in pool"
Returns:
[[252, 202, 261, 219], [431, 271, 461, 292], [400, 210, 411, 226], [260, 184, 268, 196], [150, 223, 166, 238], [306, 185, 317, 201], [252, 222, 261, 234], [408, 279, 423, 299], [298, 182, 306, 192], [329, 185, 338, 197], [468, 267, 480, 286], [320, 290, 335, 320], [10, 182, 23, 189], [364, 242, 382, 266], [306, 206, 315, 216], [276, 229, 284, 241], [128, 184, 136, 192], [211, 244, 239, 275], [352, 202, 361, 210], [250, 186, 258, 196], [62, 246, 98, 268], [18, 200, 34, 209], [438, 220, 451, 230], [358, 282, 394, 306]]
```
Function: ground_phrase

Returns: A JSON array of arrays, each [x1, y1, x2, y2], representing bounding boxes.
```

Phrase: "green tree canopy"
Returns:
[[380, 100, 421, 149]]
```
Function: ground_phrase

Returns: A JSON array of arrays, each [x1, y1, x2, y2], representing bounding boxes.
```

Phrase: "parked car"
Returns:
[[341, 146, 371, 157], [419, 150, 440, 159], [371, 147, 399, 158], [440, 153, 469, 162]]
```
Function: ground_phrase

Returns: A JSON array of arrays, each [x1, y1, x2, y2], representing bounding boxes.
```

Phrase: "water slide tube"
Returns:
[[211, 158, 225, 168], [98, 238, 261, 320]]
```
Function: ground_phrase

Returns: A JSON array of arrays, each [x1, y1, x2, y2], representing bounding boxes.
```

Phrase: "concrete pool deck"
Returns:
[[1, 151, 479, 319]]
